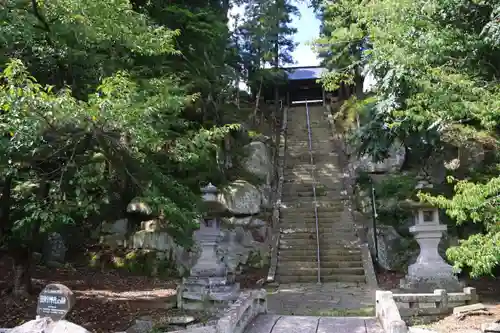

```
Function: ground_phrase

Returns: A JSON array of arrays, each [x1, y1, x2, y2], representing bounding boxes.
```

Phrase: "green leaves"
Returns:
[[0, 57, 232, 247], [318, 0, 500, 276]]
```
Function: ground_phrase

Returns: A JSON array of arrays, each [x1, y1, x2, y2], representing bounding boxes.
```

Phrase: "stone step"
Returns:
[[279, 240, 360, 249], [279, 227, 357, 234], [279, 253, 363, 263], [280, 207, 345, 214], [283, 180, 344, 192], [281, 214, 344, 221], [278, 260, 364, 269], [287, 149, 337, 154], [283, 166, 343, 171], [281, 208, 344, 215], [283, 170, 343, 176], [282, 185, 345, 196], [279, 230, 357, 239], [280, 201, 346, 209], [278, 248, 362, 257], [280, 221, 354, 228], [277, 265, 365, 276], [282, 186, 345, 200], [286, 139, 332, 143], [280, 218, 348, 224], [279, 225, 356, 233], [276, 274, 366, 284], [280, 229, 356, 236]]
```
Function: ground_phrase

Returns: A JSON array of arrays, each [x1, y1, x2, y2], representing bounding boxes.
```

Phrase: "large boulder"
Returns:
[[242, 141, 273, 185], [97, 218, 129, 249], [129, 230, 172, 251], [368, 224, 419, 271], [222, 216, 269, 243], [129, 230, 200, 276], [217, 226, 268, 272], [101, 218, 128, 235], [10, 318, 90, 333], [218, 180, 262, 215], [356, 142, 406, 173]]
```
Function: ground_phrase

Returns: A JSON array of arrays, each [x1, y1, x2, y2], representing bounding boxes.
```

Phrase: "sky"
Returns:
[[229, 2, 321, 67], [290, 2, 321, 67]]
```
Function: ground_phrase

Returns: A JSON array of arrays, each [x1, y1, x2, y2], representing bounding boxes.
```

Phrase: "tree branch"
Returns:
[[31, 0, 51, 33]]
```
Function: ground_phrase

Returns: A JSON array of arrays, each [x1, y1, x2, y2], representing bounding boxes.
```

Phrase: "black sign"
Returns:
[[36, 284, 75, 321]]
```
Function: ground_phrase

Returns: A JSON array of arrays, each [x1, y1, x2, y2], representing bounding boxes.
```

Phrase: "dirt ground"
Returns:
[[377, 268, 500, 333], [425, 304, 500, 333], [0, 256, 179, 332], [0, 256, 268, 332]]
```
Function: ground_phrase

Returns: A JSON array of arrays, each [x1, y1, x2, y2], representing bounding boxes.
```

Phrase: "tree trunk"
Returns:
[[0, 175, 13, 241], [10, 179, 50, 296], [252, 77, 263, 124], [11, 247, 32, 297]]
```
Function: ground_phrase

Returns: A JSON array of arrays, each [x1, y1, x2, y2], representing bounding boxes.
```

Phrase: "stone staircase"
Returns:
[[276, 104, 366, 284]]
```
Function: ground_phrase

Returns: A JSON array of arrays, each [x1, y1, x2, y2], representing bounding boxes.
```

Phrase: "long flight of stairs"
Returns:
[[275, 104, 366, 284]]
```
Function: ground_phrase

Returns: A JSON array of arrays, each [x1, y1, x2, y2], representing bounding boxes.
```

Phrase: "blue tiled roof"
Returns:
[[284, 67, 327, 81]]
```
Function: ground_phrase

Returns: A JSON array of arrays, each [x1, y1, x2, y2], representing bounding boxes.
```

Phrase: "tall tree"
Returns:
[[236, 0, 298, 121], [0, 0, 239, 295]]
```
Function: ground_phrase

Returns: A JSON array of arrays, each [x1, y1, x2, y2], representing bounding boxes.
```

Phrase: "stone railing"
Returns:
[[215, 289, 267, 333], [376, 290, 408, 333], [166, 289, 267, 333], [267, 106, 288, 283], [376, 287, 478, 330], [393, 287, 478, 324]]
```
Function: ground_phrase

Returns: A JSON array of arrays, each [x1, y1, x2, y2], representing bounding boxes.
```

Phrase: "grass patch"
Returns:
[[264, 284, 279, 294]]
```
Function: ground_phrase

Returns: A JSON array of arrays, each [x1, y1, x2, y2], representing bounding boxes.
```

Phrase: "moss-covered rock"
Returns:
[[87, 248, 178, 277], [246, 249, 270, 269]]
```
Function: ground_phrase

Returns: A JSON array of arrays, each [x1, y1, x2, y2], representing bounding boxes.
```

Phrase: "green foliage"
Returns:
[[0, 0, 300, 293], [420, 176, 500, 277], [0, 59, 234, 246], [318, 0, 500, 276]]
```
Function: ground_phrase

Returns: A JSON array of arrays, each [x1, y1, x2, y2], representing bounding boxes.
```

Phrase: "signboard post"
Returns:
[[36, 284, 75, 321]]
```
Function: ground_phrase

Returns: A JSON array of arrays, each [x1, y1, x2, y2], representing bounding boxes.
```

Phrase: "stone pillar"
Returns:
[[400, 180, 463, 292], [178, 183, 240, 311], [322, 88, 326, 106]]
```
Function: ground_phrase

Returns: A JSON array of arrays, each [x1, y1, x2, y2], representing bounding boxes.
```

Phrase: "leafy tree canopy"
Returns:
[[317, 0, 500, 276]]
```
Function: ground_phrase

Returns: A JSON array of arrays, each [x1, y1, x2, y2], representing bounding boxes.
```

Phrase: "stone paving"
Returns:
[[244, 315, 384, 333], [266, 282, 376, 316]]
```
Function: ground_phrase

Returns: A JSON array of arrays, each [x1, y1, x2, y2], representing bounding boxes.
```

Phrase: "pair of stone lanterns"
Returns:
[[400, 177, 463, 292], [177, 183, 240, 311]]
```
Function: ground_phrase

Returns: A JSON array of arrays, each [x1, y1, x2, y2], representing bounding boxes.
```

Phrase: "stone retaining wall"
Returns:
[[267, 105, 288, 283]]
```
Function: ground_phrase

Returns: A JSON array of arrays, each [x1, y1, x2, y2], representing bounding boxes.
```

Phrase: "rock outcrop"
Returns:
[[93, 126, 277, 278]]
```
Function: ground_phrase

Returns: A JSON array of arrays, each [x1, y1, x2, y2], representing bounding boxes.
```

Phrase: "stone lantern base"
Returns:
[[400, 276, 464, 293], [177, 277, 240, 311], [400, 262, 464, 292]]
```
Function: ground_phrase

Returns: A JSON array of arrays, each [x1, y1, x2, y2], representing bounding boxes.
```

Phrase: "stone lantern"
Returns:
[[177, 183, 240, 311], [400, 178, 463, 292]]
